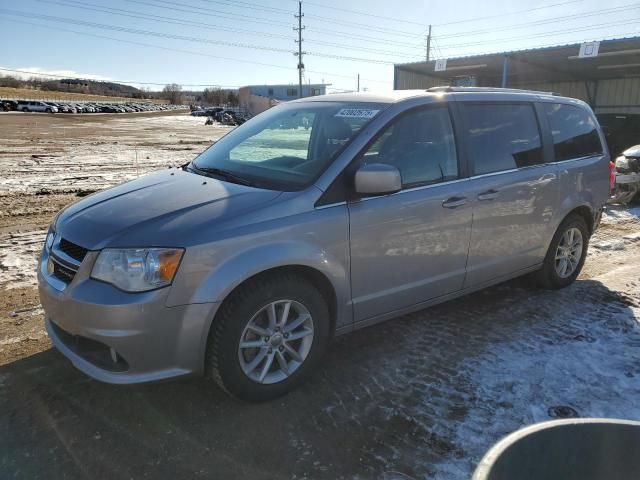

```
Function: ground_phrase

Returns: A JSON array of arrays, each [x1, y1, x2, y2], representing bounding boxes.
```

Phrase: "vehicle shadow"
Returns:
[[1, 278, 638, 480]]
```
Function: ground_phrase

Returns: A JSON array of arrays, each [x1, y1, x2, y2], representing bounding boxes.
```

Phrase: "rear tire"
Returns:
[[536, 214, 590, 289], [206, 273, 330, 402]]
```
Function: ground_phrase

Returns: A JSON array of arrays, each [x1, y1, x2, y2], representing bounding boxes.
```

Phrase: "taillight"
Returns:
[[609, 160, 615, 191]]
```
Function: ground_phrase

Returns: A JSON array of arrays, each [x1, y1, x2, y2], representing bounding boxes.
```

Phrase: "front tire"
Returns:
[[536, 214, 590, 289], [206, 273, 330, 402]]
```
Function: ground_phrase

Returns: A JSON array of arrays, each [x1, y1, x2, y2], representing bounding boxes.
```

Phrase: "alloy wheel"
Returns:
[[238, 300, 314, 384], [555, 227, 583, 278]]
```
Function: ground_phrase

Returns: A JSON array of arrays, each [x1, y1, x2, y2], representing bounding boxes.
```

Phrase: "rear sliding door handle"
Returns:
[[442, 196, 467, 209], [477, 189, 499, 201]]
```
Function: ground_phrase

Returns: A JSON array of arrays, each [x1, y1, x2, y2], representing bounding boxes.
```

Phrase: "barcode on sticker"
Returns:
[[335, 109, 380, 119]]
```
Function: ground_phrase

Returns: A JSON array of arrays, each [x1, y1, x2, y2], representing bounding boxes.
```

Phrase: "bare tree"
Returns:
[[226, 90, 238, 106], [162, 83, 183, 104]]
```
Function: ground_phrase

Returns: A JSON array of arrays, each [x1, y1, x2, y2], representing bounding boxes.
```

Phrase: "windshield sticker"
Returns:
[[334, 108, 380, 119]]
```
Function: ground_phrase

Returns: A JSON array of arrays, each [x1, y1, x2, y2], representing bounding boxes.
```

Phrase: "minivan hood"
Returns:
[[55, 169, 282, 249]]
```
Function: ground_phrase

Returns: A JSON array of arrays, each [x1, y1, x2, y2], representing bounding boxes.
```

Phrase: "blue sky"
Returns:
[[0, 0, 638, 92]]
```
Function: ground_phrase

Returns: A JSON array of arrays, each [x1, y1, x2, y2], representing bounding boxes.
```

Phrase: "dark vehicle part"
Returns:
[[473, 418, 640, 480], [597, 113, 640, 157], [610, 145, 640, 204]]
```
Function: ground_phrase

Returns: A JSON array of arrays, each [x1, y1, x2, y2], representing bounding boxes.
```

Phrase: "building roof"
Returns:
[[395, 36, 640, 85]]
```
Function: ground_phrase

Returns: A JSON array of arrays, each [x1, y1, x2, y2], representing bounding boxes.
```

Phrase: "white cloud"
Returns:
[[0, 66, 111, 82]]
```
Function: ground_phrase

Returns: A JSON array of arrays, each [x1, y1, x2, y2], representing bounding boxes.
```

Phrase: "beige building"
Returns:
[[394, 36, 640, 115]]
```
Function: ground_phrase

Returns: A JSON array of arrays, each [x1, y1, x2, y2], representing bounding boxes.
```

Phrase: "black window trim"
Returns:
[[316, 102, 463, 206], [458, 100, 549, 177]]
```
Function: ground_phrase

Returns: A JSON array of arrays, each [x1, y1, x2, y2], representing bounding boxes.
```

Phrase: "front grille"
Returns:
[[59, 238, 88, 262], [52, 260, 77, 284]]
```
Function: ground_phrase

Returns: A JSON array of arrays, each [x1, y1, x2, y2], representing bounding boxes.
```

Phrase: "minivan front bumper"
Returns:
[[38, 248, 218, 384]]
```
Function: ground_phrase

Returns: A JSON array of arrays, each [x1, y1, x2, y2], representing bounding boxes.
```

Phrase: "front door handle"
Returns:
[[442, 196, 467, 209], [477, 189, 499, 201]]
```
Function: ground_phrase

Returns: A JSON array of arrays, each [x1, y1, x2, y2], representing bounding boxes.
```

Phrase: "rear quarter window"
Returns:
[[543, 103, 603, 161], [463, 103, 544, 175]]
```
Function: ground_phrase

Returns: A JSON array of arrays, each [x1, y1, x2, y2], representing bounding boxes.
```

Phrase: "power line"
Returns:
[[197, 0, 292, 16], [128, 0, 292, 28], [0, 8, 295, 53], [194, 0, 428, 37], [124, 0, 427, 50], [36, 0, 293, 41], [124, 0, 426, 52], [303, 15, 424, 39], [434, 0, 584, 27], [1, 8, 405, 64], [295, 0, 427, 27], [34, 0, 421, 58], [437, 17, 640, 50], [4, 18, 392, 85], [437, 2, 640, 39]]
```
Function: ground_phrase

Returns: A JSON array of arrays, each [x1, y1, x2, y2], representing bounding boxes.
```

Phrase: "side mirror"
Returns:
[[354, 163, 402, 196]]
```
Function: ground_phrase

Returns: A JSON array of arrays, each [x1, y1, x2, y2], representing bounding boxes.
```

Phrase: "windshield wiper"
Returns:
[[190, 165, 258, 187]]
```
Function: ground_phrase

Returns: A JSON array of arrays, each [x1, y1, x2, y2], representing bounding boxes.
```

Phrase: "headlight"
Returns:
[[91, 248, 184, 292], [45, 231, 55, 250], [615, 156, 630, 170]]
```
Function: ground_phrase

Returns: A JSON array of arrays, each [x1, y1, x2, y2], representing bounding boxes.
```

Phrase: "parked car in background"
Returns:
[[1, 99, 18, 111], [10, 100, 188, 114], [39, 88, 609, 401], [610, 144, 640, 204], [17, 100, 58, 113]]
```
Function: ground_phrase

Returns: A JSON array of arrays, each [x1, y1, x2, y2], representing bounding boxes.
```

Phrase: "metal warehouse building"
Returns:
[[394, 36, 640, 115]]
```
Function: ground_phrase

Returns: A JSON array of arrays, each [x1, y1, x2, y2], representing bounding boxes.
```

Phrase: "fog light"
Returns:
[[110, 347, 118, 363], [47, 258, 54, 275]]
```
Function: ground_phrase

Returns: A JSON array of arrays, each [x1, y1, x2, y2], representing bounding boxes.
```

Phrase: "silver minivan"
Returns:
[[38, 88, 609, 401]]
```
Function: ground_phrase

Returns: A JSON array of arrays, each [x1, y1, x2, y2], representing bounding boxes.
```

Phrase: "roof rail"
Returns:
[[426, 86, 559, 96]]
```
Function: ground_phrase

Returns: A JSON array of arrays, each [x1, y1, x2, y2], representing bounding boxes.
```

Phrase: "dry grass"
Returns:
[[0, 87, 167, 104]]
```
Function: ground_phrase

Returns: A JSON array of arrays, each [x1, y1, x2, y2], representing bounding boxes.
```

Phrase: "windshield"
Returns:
[[191, 101, 386, 190]]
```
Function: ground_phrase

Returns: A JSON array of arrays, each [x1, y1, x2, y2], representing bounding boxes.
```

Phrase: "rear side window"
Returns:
[[543, 103, 603, 161], [464, 104, 544, 175]]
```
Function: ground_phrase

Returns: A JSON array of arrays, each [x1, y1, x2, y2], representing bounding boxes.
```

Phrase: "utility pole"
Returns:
[[294, 1, 305, 99], [357, 73, 360, 92], [426, 24, 432, 61]]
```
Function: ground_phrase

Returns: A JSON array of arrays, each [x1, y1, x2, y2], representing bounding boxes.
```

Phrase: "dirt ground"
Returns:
[[1, 112, 639, 479]]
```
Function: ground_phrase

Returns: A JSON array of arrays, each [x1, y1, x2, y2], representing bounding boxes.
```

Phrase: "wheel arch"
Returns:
[[201, 264, 340, 376], [215, 265, 338, 336], [564, 205, 595, 234]]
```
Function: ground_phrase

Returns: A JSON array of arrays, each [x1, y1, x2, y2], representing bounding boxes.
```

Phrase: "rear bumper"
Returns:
[[38, 253, 219, 384]]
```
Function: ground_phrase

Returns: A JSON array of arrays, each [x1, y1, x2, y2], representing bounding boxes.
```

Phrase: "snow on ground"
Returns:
[[0, 230, 46, 289], [432, 264, 640, 478], [0, 114, 231, 195], [2, 113, 640, 479]]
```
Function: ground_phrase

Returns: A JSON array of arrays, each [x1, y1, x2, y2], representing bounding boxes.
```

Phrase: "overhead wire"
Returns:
[[437, 17, 640, 50], [32, 0, 423, 58], [0, 8, 405, 63], [3, 18, 392, 85]]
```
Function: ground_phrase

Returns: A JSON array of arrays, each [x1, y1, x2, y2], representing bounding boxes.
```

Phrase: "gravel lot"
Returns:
[[1, 112, 639, 479]]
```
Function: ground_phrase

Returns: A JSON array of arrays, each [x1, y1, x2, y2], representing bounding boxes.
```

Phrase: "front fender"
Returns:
[[166, 202, 352, 331], [191, 240, 349, 307]]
